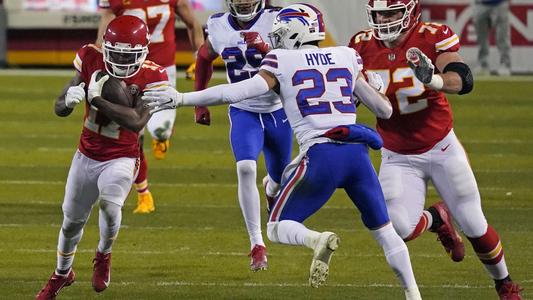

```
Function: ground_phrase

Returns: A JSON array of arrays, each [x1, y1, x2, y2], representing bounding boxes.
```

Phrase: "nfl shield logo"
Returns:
[[388, 53, 396, 61]]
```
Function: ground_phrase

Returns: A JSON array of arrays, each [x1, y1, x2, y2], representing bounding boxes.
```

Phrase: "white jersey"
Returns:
[[260, 46, 364, 150], [207, 9, 282, 113]]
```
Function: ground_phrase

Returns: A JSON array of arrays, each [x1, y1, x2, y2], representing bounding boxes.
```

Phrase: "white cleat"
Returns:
[[309, 231, 339, 288], [404, 286, 422, 300]]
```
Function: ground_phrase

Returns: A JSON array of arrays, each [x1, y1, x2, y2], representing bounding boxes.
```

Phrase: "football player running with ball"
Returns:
[[193, 0, 293, 271], [36, 16, 170, 300], [349, 0, 522, 299], [144, 4, 423, 299]]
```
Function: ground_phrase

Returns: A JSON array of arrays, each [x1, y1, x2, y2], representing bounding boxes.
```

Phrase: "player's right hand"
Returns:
[[65, 82, 86, 108], [88, 71, 109, 103], [242, 32, 270, 55], [142, 86, 183, 114], [194, 106, 211, 126]]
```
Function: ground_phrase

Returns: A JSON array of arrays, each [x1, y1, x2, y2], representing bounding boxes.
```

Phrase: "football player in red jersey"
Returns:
[[35, 16, 170, 300], [96, 0, 205, 214], [350, 1, 522, 299]]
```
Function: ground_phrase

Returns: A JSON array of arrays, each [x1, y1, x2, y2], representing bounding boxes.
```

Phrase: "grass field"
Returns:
[[0, 72, 532, 299]]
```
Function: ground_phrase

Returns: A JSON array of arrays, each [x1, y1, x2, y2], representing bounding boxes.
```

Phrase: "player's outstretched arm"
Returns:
[[143, 70, 277, 110], [353, 72, 392, 119], [176, 0, 204, 52], [55, 73, 85, 117], [88, 72, 151, 132]]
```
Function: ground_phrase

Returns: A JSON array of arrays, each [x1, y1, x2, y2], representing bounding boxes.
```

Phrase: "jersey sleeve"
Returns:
[[143, 65, 170, 92], [73, 44, 100, 80], [205, 13, 225, 54], [432, 24, 460, 53], [259, 50, 282, 79], [98, 0, 110, 8]]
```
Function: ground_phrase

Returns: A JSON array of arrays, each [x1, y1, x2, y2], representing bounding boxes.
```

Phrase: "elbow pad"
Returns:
[[443, 62, 473, 95]]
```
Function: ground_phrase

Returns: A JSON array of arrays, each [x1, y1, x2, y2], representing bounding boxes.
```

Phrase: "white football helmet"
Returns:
[[268, 3, 326, 50], [226, 0, 265, 22]]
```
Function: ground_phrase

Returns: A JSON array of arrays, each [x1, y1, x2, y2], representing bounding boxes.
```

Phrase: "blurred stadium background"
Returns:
[[0, 0, 532, 299]]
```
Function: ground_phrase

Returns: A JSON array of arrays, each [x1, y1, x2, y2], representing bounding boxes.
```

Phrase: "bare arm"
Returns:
[[176, 0, 204, 51], [435, 52, 464, 94], [91, 96, 151, 132], [95, 8, 116, 46], [55, 73, 84, 117]]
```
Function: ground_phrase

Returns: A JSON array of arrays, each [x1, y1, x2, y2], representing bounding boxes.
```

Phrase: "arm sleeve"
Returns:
[[183, 74, 270, 106], [194, 43, 217, 91], [353, 77, 392, 119]]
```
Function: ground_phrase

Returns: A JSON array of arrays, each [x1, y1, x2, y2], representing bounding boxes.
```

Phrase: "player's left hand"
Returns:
[[88, 71, 109, 103], [406, 47, 436, 84], [242, 32, 270, 55], [366, 71, 385, 93], [142, 87, 183, 114], [185, 62, 196, 81]]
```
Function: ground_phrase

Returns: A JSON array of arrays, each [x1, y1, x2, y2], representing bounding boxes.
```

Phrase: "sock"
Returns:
[[236, 160, 264, 248], [276, 220, 320, 248], [265, 175, 280, 197], [371, 223, 418, 290], [56, 217, 85, 272], [135, 150, 148, 190], [427, 206, 443, 231], [97, 201, 122, 254], [404, 211, 432, 241], [467, 225, 509, 280]]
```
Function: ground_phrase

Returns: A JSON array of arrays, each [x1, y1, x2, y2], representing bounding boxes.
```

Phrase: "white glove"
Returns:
[[88, 71, 109, 103], [65, 82, 86, 108], [141, 86, 184, 114], [406, 47, 443, 90], [366, 71, 385, 94]]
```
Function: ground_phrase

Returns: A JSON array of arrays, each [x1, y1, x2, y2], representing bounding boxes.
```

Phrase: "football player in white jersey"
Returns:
[[144, 4, 422, 299], [193, 0, 293, 271]]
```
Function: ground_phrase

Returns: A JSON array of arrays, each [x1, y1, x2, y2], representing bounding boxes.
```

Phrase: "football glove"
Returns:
[[406, 47, 443, 90], [194, 106, 211, 126], [65, 82, 86, 108], [185, 62, 196, 81], [142, 87, 183, 114], [242, 32, 270, 55], [366, 71, 385, 94], [88, 71, 109, 103]]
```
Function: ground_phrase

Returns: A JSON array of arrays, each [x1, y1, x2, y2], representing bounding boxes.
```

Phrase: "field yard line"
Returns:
[[0, 180, 527, 192], [2, 248, 464, 259]]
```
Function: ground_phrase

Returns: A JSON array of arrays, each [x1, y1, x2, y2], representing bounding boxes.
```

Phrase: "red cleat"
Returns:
[[262, 176, 276, 215], [498, 282, 523, 300], [249, 245, 268, 272], [35, 269, 75, 300], [92, 251, 111, 292], [430, 201, 465, 262]]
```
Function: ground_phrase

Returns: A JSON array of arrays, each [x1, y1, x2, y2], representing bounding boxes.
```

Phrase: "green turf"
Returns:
[[0, 73, 531, 299]]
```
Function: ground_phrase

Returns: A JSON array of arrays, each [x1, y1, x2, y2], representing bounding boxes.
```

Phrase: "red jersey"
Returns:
[[73, 44, 169, 161], [349, 22, 460, 154], [99, 0, 178, 68]]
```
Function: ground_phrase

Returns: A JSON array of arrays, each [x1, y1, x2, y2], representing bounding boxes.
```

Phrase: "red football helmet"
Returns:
[[102, 15, 149, 78], [366, 0, 421, 41]]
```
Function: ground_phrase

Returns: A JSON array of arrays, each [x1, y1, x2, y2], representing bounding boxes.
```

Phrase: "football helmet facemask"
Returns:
[[268, 3, 326, 50], [226, 0, 265, 22], [102, 15, 149, 79], [366, 0, 421, 42]]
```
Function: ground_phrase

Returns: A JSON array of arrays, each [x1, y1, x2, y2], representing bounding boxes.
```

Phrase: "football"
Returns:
[[96, 72, 135, 108]]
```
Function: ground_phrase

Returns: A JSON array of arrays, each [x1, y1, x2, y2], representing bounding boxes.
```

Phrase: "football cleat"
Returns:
[[35, 268, 75, 300], [430, 201, 465, 262], [133, 191, 155, 214], [262, 176, 276, 215], [249, 244, 268, 272], [309, 231, 339, 288], [92, 251, 111, 293], [497, 281, 523, 300], [151, 139, 170, 160]]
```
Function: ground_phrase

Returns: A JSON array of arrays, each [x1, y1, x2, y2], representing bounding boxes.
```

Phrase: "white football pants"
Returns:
[[379, 129, 488, 239], [146, 65, 177, 141]]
